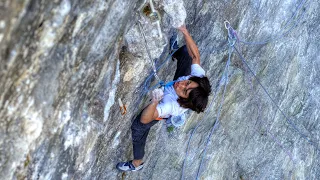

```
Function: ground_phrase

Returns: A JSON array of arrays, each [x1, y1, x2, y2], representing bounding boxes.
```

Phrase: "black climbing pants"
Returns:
[[172, 45, 192, 80], [131, 45, 192, 160], [131, 112, 159, 160]]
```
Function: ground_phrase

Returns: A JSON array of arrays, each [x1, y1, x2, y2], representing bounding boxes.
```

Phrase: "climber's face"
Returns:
[[174, 80, 199, 99]]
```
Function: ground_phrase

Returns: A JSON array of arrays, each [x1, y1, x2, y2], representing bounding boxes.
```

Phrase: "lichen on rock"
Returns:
[[0, 0, 319, 179]]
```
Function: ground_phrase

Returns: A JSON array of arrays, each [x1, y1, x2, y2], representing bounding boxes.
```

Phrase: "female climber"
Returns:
[[116, 25, 212, 171]]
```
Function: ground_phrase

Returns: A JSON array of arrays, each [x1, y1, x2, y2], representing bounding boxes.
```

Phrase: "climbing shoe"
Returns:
[[116, 161, 143, 172]]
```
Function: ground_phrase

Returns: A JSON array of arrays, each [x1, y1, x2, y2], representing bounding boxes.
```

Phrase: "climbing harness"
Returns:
[[181, 0, 317, 179], [130, 0, 315, 178]]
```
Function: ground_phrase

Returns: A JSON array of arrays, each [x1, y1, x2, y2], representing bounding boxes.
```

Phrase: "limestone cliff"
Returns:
[[0, 0, 319, 179]]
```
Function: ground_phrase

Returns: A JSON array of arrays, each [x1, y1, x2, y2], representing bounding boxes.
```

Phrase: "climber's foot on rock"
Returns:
[[116, 160, 144, 172]]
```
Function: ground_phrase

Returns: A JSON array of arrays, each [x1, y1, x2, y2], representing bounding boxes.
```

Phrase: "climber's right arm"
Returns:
[[178, 25, 201, 65]]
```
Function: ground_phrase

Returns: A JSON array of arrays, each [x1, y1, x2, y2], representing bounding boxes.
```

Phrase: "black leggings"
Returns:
[[131, 45, 192, 160]]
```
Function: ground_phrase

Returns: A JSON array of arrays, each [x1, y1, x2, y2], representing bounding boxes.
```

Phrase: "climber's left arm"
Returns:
[[140, 89, 163, 124], [140, 102, 160, 124]]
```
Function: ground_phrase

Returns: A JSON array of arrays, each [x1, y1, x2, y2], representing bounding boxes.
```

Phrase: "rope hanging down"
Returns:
[[143, 48, 179, 93], [181, 21, 235, 180], [132, 18, 180, 114], [137, 20, 163, 85], [182, 0, 317, 178], [196, 43, 233, 180], [233, 45, 320, 152], [246, 71, 296, 164], [133, 0, 315, 178], [181, 39, 232, 180]]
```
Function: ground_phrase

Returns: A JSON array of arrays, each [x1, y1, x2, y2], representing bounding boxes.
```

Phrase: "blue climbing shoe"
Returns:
[[116, 161, 143, 172]]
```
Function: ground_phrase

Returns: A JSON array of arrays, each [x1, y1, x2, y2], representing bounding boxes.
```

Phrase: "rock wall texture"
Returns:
[[0, 0, 319, 179]]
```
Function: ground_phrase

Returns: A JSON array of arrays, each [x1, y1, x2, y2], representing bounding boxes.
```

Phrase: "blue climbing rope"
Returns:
[[245, 73, 296, 164], [181, 0, 317, 178], [193, 22, 237, 180], [143, 48, 179, 93], [196, 46, 232, 180], [181, 22, 236, 180], [132, 49, 176, 114], [180, 45, 232, 180], [137, 20, 163, 84], [132, 20, 177, 113], [233, 46, 320, 152]]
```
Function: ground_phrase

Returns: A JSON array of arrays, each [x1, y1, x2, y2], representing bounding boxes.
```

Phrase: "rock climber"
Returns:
[[116, 25, 212, 171]]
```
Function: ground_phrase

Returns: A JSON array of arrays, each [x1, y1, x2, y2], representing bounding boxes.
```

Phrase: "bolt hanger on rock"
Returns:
[[140, 0, 163, 39]]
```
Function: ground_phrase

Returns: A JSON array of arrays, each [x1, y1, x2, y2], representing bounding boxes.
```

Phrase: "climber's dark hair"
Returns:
[[177, 76, 212, 113]]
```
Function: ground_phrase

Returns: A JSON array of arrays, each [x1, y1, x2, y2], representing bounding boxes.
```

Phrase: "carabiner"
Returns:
[[224, 20, 237, 46], [224, 20, 231, 30]]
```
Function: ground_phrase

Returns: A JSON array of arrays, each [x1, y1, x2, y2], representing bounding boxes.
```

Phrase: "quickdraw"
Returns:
[[224, 20, 238, 46]]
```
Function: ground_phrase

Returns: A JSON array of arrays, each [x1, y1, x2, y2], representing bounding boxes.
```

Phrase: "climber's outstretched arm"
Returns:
[[178, 25, 200, 65]]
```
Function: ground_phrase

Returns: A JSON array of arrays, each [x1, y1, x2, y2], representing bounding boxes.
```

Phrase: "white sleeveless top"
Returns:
[[156, 64, 205, 118]]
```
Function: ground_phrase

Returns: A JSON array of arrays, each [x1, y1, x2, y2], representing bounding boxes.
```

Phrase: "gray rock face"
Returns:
[[1, 0, 319, 179]]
